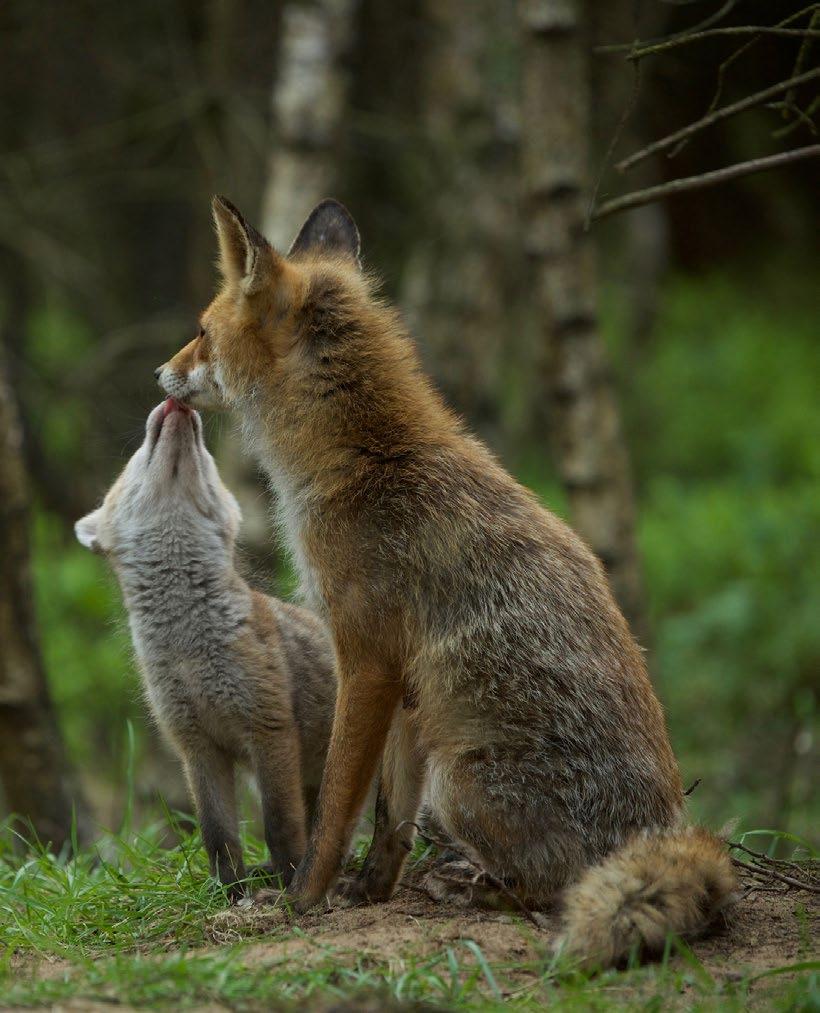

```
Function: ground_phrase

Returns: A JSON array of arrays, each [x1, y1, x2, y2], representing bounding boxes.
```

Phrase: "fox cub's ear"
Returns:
[[75, 509, 103, 553], [288, 199, 361, 267], [212, 195, 275, 295]]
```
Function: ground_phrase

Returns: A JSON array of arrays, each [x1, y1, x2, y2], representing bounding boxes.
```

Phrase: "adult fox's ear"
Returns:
[[75, 509, 103, 554], [212, 195, 278, 295], [288, 199, 361, 267]]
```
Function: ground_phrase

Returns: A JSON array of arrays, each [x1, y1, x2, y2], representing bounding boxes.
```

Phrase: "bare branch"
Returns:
[[768, 99, 819, 137], [705, 5, 818, 122], [616, 68, 820, 172], [591, 145, 820, 222], [598, 25, 820, 60], [785, 8, 820, 110], [672, 4, 820, 159], [731, 856, 820, 894], [586, 59, 643, 228], [773, 94, 820, 138]]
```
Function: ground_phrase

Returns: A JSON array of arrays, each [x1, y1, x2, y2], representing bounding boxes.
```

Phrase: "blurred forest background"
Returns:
[[0, 0, 817, 852]]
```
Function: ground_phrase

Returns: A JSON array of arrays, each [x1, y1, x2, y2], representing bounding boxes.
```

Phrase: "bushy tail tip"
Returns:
[[557, 826, 738, 970]]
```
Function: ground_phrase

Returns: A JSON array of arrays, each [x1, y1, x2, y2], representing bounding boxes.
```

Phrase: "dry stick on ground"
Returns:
[[732, 841, 818, 870], [732, 858, 820, 894], [616, 67, 820, 172], [598, 24, 820, 60], [397, 821, 542, 928], [729, 842, 820, 894], [731, 841, 820, 877], [591, 145, 820, 221]]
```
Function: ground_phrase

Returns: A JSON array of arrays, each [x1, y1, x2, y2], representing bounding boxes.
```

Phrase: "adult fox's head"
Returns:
[[155, 196, 363, 414]]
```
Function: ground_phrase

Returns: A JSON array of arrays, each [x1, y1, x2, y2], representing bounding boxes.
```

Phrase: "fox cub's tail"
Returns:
[[558, 827, 737, 969]]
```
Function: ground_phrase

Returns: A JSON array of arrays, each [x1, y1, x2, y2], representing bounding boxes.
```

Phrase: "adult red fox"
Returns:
[[156, 197, 735, 967]]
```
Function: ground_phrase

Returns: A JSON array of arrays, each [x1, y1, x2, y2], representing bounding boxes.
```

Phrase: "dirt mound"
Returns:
[[208, 877, 817, 990]]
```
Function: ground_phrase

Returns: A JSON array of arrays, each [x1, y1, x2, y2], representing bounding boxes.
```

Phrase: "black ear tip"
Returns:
[[212, 194, 242, 220], [288, 198, 361, 262], [316, 198, 357, 228], [315, 197, 348, 213]]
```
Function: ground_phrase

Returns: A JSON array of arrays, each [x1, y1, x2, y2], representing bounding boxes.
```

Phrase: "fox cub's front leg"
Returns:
[[183, 745, 246, 898], [251, 722, 308, 886]]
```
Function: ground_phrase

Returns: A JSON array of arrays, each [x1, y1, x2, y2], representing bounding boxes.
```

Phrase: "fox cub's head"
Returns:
[[75, 398, 241, 565], [155, 196, 364, 414]]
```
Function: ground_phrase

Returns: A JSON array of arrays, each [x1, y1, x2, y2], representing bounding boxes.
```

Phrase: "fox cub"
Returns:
[[76, 398, 336, 894], [157, 197, 736, 966]]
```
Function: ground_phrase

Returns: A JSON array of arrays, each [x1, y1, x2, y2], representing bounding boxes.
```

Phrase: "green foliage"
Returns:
[[516, 268, 819, 840], [619, 272, 818, 837], [26, 299, 97, 466], [31, 510, 140, 779], [616, 273, 820, 485]]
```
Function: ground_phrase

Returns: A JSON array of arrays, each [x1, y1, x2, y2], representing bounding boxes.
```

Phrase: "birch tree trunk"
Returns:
[[520, 0, 648, 640], [589, 0, 670, 352], [214, 0, 357, 567], [0, 353, 91, 850], [260, 0, 356, 248], [402, 0, 522, 443]]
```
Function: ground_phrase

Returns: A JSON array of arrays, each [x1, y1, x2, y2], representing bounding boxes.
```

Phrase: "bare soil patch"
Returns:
[[208, 875, 818, 997]]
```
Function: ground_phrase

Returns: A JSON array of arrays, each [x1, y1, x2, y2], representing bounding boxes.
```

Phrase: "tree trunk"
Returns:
[[401, 0, 523, 445], [215, 0, 357, 569], [260, 0, 357, 249], [520, 0, 648, 641], [589, 0, 670, 352], [0, 353, 92, 850]]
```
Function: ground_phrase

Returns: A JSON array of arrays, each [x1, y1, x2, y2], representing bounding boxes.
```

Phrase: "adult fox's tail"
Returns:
[[558, 827, 737, 969]]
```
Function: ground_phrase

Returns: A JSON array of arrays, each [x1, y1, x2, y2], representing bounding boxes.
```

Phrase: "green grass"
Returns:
[[1, 819, 817, 1010]]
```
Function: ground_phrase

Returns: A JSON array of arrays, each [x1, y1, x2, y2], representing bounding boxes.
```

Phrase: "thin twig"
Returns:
[[616, 68, 820, 172], [586, 58, 643, 228], [785, 8, 820, 110], [732, 857, 820, 893], [767, 100, 819, 137], [592, 145, 820, 221], [730, 841, 817, 870], [598, 25, 820, 59], [710, 6, 818, 112], [595, 0, 741, 58], [773, 94, 820, 138]]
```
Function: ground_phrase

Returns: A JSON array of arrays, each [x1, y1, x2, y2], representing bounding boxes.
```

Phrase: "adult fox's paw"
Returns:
[[332, 873, 391, 907]]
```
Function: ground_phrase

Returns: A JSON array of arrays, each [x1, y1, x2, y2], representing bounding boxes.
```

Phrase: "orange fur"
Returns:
[[156, 198, 736, 963]]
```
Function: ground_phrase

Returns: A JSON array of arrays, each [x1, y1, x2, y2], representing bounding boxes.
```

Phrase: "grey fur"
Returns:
[[75, 401, 336, 892]]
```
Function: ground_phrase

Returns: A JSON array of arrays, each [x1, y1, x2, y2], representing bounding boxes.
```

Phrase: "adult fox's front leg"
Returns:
[[287, 660, 401, 909], [338, 707, 426, 904]]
